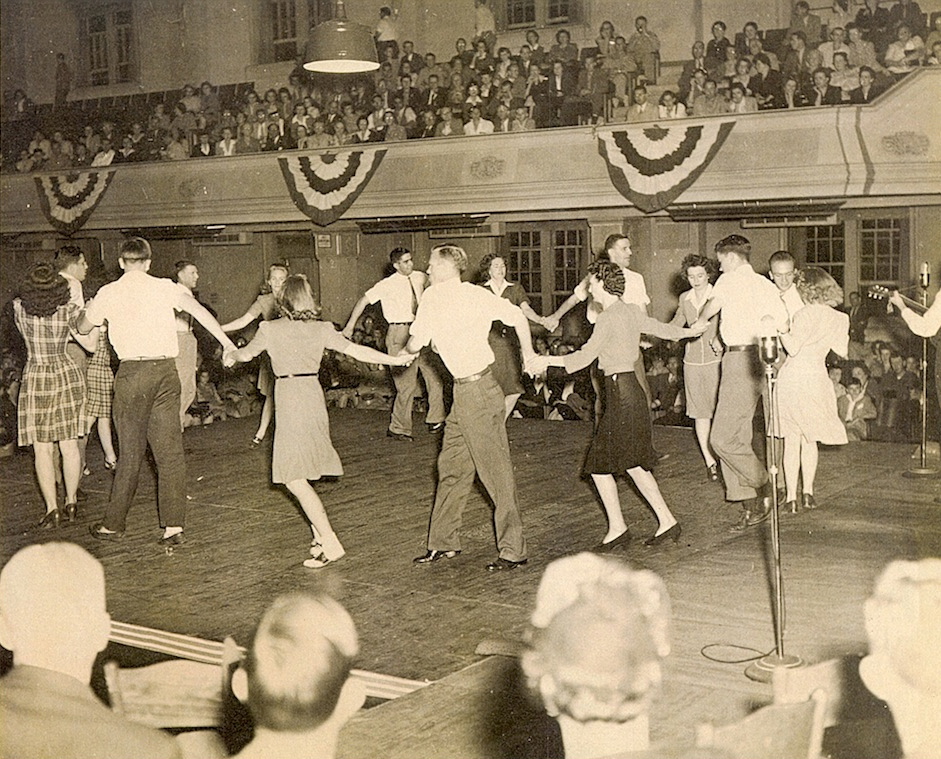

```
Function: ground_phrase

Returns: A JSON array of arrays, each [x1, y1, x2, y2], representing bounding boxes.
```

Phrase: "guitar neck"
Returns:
[[868, 286, 928, 314]]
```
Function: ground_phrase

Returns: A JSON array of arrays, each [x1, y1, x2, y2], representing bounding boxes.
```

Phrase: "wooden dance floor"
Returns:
[[1, 408, 939, 758]]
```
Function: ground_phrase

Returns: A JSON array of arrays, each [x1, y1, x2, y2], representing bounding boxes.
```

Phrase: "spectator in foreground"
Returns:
[[0, 542, 182, 759], [231, 592, 365, 759], [860, 559, 941, 759]]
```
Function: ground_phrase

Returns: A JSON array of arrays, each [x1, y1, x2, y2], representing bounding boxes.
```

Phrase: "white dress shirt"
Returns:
[[710, 263, 789, 346], [364, 271, 427, 324]]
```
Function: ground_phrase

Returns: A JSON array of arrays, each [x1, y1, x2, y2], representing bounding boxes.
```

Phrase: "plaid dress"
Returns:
[[14, 300, 86, 445], [85, 326, 114, 418]]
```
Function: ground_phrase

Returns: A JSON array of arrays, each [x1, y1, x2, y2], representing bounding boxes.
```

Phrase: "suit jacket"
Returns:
[[493, 117, 513, 133], [433, 117, 464, 137], [399, 52, 424, 75], [419, 86, 447, 111], [190, 143, 215, 158], [802, 84, 842, 106], [848, 85, 879, 104], [626, 101, 657, 122], [396, 86, 422, 111], [782, 47, 824, 83], [748, 70, 784, 108], [545, 70, 577, 100], [0, 665, 182, 759]]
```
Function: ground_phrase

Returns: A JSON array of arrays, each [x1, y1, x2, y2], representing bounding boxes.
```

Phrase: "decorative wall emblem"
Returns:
[[881, 132, 929, 156], [469, 156, 506, 179]]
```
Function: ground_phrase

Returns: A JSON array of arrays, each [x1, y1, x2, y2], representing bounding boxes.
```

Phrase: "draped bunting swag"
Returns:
[[596, 120, 735, 213], [278, 149, 387, 226], [34, 171, 116, 235]]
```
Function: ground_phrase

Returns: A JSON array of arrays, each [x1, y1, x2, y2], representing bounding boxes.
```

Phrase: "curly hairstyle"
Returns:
[[521, 554, 671, 723], [18, 261, 70, 317], [260, 263, 289, 295], [477, 252, 507, 283], [680, 254, 718, 282], [278, 274, 322, 321], [795, 266, 843, 307], [588, 260, 625, 297]]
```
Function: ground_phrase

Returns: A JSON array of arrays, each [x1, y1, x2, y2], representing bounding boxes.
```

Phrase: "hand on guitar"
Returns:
[[887, 291, 906, 313]]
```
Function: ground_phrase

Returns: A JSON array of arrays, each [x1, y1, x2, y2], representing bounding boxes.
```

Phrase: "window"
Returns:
[[505, 223, 587, 313], [859, 217, 907, 285], [498, 0, 581, 29], [262, 1, 331, 64], [270, 0, 299, 62], [82, 3, 135, 86], [804, 223, 845, 286]]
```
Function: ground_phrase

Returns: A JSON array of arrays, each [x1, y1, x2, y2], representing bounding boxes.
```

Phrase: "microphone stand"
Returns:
[[745, 334, 804, 683], [905, 266, 939, 477]]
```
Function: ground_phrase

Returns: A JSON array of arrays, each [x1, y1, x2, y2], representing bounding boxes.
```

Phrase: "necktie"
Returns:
[[409, 277, 418, 316]]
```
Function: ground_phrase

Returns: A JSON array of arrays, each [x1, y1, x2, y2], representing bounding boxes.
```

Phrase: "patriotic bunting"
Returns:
[[278, 149, 387, 226], [597, 120, 735, 213], [34, 171, 116, 235]]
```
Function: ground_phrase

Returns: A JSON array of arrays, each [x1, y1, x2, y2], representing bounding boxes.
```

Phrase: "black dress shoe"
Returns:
[[728, 505, 771, 533], [426, 421, 444, 433], [63, 502, 79, 522], [89, 523, 125, 540], [644, 523, 682, 546], [386, 430, 413, 442], [158, 532, 186, 546], [486, 557, 528, 571], [594, 529, 631, 553], [38, 509, 60, 530], [413, 549, 460, 564]]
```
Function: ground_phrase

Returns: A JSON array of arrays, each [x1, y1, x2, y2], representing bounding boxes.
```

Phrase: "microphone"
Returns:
[[920, 262, 930, 289], [759, 315, 779, 365]]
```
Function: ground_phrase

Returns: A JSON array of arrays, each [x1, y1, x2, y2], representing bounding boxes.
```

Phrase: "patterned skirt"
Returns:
[[18, 358, 86, 445], [85, 340, 115, 418]]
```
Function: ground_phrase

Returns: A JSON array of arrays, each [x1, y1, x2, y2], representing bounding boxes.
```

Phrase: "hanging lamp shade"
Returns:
[[304, 0, 379, 74]]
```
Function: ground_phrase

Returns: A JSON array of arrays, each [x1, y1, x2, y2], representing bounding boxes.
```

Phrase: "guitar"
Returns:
[[867, 285, 928, 314]]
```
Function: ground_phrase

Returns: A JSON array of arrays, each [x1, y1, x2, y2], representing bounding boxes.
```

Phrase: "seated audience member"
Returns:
[[416, 53, 448, 90], [230, 592, 365, 759], [351, 116, 374, 143], [731, 56, 754, 92], [450, 37, 473, 69], [884, 24, 926, 76], [463, 104, 494, 135], [469, 38, 496, 77], [511, 106, 536, 131], [727, 82, 758, 112], [521, 553, 674, 757], [928, 40, 941, 65], [577, 54, 610, 121], [492, 103, 513, 132], [749, 53, 784, 108], [658, 90, 686, 119], [874, 350, 919, 441], [434, 105, 464, 137], [307, 119, 336, 149], [692, 78, 729, 115], [191, 131, 215, 158], [399, 39, 423, 77], [605, 36, 640, 105], [789, 0, 824, 47], [595, 19, 618, 60], [683, 67, 709, 110], [262, 123, 285, 151], [415, 109, 438, 138], [803, 66, 843, 105], [650, 355, 685, 424], [830, 52, 860, 100], [735, 20, 763, 57], [705, 21, 732, 73], [626, 15, 661, 82], [829, 365, 847, 400], [331, 119, 353, 146], [235, 122, 261, 154], [846, 23, 886, 73], [838, 375, 878, 441], [549, 28, 579, 71], [719, 45, 741, 79], [888, 0, 927, 38], [91, 138, 115, 167], [420, 74, 446, 112], [819, 25, 852, 67], [783, 31, 824, 86], [859, 559, 941, 759], [0, 542, 182, 759], [781, 74, 809, 107], [748, 36, 780, 71], [627, 85, 657, 122]]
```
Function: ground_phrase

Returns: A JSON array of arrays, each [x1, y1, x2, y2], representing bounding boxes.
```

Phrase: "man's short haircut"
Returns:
[[54, 245, 84, 271], [730, 82, 747, 95], [633, 85, 647, 95], [833, 51, 849, 63], [847, 376, 862, 388], [795, 0, 809, 10], [813, 66, 831, 80], [603, 233, 630, 253], [714, 234, 751, 259], [636, 15, 647, 23], [120, 237, 152, 262], [754, 52, 771, 67], [174, 260, 196, 278], [859, 65, 876, 77], [431, 244, 468, 272], [713, 20, 727, 31], [846, 22, 857, 32], [389, 246, 410, 265], [245, 592, 358, 732], [769, 250, 796, 266], [744, 21, 758, 31], [791, 30, 807, 44]]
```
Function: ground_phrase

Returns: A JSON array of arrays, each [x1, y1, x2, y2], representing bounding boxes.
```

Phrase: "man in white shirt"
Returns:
[[342, 247, 444, 440], [408, 244, 536, 571], [90, 138, 115, 167], [768, 250, 804, 321], [463, 105, 494, 135], [173, 260, 200, 430], [79, 237, 235, 546], [693, 235, 789, 531]]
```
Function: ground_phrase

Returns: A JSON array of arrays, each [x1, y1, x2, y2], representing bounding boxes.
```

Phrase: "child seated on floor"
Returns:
[[838, 376, 878, 441], [186, 369, 228, 426]]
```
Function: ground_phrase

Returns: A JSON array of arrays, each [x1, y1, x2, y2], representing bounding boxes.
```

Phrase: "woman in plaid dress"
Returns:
[[85, 323, 117, 470], [13, 262, 86, 528]]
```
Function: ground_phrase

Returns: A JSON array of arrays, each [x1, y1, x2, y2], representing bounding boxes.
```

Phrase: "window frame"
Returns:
[[502, 221, 588, 313], [81, 2, 136, 88], [496, 0, 581, 31]]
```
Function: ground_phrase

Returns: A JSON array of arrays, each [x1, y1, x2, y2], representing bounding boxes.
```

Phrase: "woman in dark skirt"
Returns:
[[536, 261, 702, 550]]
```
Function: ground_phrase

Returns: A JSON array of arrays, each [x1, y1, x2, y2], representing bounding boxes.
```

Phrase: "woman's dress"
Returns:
[[482, 280, 528, 395], [85, 326, 114, 419], [246, 292, 279, 398], [13, 300, 85, 445], [240, 318, 349, 484], [671, 286, 722, 419], [778, 304, 849, 444]]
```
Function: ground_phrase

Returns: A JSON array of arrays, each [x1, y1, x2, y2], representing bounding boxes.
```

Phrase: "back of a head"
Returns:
[[54, 244, 84, 272], [245, 592, 359, 732], [120, 236, 152, 262], [714, 234, 750, 259], [522, 553, 671, 723], [0, 542, 107, 658], [279, 274, 321, 320], [431, 243, 468, 273]]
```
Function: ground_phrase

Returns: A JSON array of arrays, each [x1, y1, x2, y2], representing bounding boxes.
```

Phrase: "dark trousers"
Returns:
[[103, 359, 185, 531], [427, 371, 527, 561]]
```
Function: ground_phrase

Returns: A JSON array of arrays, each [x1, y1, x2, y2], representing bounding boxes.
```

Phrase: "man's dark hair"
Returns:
[[120, 237, 153, 262], [714, 234, 751, 259], [769, 250, 796, 266], [54, 245, 84, 272], [389, 247, 410, 265], [174, 260, 196, 278]]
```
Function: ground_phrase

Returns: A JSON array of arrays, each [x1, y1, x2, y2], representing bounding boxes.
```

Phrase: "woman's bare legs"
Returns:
[[285, 478, 345, 561], [783, 434, 801, 502], [253, 394, 273, 442], [590, 474, 628, 543], [625, 466, 678, 536], [694, 417, 717, 469]]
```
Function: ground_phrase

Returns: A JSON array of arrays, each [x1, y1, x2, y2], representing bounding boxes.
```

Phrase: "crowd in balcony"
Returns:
[[3, 0, 940, 174]]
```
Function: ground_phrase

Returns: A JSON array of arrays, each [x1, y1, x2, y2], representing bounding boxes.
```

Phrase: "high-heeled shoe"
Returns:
[[802, 493, 817, 510], [594, 529, 631, 553], [303, 532, 345, 568], [644, 523, 682, 546], [780, 500, 799, 515], [706, 463, 719, 482], [63, 502, 79, 522], [38, 509, 60, 529], [103, 458, 117, 471], [249, 436, 263, 449]]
